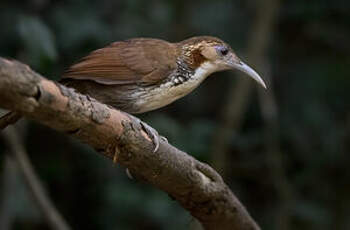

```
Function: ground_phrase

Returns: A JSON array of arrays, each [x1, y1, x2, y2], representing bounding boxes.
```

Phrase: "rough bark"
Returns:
[[0, 58, 260, 230]]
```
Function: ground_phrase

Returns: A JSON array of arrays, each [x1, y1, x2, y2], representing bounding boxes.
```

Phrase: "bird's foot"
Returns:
[[160, 135, 168, 143], [139, 121, 163, 153], [126, 168, 134, 179], [123, 113, 166, 152]]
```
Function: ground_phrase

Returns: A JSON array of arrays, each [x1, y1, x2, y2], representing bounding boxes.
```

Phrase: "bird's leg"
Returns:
[[127, 120, 167, 179], [121, 112, 165, 152], [123, 117, 167, 180], [138, 120, 169, 152], [139, 120, 169, 150], [139, 120, 161, 153], [125, 168, 134, 179], [140, 121, 168, 151]]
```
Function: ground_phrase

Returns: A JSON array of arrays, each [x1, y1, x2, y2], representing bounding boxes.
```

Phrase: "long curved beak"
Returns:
[[230, 61, 267, 89]]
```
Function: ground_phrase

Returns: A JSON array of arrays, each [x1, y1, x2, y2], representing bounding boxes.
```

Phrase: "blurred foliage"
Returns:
[[0, 0, 349, 229]]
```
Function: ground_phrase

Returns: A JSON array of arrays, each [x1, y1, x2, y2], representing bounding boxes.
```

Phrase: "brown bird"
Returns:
[[62, 36, 266, 113], [1, 36, 266, 151]]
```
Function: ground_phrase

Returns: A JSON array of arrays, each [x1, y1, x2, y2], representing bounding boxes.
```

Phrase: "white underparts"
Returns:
[[133, 61, 218, 113]]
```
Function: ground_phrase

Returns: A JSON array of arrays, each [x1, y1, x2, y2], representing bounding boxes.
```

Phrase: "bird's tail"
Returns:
[[0, 111, 22, 130]]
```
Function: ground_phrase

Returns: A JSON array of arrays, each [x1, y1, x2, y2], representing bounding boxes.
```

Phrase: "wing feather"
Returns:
[[62, 38, 177, 85]]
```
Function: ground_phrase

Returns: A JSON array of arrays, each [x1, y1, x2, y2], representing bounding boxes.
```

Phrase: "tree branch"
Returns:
[[0, 57, 260, 230]]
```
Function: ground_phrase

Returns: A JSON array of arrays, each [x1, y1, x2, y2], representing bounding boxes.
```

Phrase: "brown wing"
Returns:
[[62, 38, 177, 85]]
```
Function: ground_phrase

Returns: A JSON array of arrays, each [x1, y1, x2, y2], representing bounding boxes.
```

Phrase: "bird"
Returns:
[[61, 36, 266, 113], [0, 36, 266, 151]]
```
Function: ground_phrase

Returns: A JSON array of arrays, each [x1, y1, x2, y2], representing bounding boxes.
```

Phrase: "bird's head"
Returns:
[[179, 36, 266, 89]]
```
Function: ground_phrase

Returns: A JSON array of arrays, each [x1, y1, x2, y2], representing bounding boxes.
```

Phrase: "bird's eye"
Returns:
[[216, 46, 229, 56]]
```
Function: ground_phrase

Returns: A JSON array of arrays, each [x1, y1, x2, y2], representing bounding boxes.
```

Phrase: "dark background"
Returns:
[[0, 0, 349, 229]]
